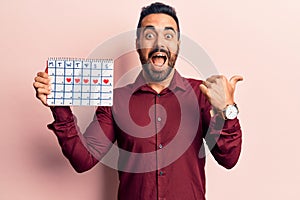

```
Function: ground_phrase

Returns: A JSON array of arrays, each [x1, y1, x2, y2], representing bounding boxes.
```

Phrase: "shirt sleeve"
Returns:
[[201, 96, 242, 169], [47, 106, 116, 173]]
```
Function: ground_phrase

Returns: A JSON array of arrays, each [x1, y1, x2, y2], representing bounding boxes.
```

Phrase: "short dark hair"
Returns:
[[136, 2, 180, 39]]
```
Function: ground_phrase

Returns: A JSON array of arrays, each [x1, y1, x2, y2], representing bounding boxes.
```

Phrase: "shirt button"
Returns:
[[157, 117, 162, 122], [157, 94, 161, 97], [159, 171, 164, 176], [159, 144, 163, 149]]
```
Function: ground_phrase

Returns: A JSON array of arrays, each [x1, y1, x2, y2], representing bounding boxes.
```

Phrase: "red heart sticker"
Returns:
[[103, 79, 109, 84], [66, 78, 71, 82], [84, 79, 89, 83], [75, 78, 80, 83], [93, 79, 98, 84]]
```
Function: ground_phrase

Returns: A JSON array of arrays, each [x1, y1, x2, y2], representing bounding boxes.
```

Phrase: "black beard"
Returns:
[[142, 63, 173, 82], [138, 48, 179, 82]]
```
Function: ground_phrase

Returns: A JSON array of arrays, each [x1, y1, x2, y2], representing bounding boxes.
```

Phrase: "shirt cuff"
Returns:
[[211, 113, 240, 133]]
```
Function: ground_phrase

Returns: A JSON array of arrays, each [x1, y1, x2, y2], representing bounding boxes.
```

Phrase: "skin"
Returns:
[[136, 14, 180, 93], [200, 75, 243, 111], [33, 13, 243, 111], [33, 71, 51, 106]]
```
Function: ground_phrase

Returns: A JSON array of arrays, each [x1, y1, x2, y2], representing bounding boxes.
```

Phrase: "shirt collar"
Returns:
[[131, 69, 188, 94]]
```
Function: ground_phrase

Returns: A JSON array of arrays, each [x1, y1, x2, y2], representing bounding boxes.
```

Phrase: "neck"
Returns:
[[143, 69, 175, 94]]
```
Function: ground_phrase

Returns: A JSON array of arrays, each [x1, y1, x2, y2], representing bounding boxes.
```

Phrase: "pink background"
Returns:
[[1, 0, 300, 199]]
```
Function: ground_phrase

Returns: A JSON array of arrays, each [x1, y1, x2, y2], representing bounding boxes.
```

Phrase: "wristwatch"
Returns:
[[222, 103, 239, 120]]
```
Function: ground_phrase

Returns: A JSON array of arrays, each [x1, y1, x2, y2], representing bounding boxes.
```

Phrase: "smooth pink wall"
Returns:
[[1, 0, 299, 199]]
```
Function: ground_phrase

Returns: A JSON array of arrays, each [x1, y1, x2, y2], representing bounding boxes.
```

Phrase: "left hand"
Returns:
[[199, 75, 243, 111]]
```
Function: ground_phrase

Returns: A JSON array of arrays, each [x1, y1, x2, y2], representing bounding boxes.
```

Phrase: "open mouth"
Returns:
[[150, 52, 167, 67]]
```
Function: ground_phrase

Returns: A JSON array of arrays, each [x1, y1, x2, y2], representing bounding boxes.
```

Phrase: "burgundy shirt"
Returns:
[[48, 70, 242, 200]]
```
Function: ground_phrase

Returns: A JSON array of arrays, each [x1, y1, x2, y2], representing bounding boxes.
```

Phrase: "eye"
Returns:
[[165, 33, 174, 40], [145, 33, 155, 40]]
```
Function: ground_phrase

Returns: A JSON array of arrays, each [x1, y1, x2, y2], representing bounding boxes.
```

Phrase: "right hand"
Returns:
[[33, 71, 51, 106]]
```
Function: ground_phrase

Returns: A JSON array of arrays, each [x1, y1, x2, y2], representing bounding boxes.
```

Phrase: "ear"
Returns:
[[178, 39, 181, 47], [135, 38, 140, 51], [176, 39, 181, 53]]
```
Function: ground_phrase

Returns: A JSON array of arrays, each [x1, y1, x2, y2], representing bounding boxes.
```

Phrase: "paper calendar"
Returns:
[[47, 58, 113, 106]]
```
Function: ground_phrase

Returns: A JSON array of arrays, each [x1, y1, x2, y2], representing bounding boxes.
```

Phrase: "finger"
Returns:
[[34, 75, 51, 85], [37, 94, 48, 106], [229, 75, 243, 89], [36, 87, 51, 96], [206, 75, 222, 83], [37, 72, 49, 79], [33, 81, 51, 91], [199, 83, 209, 97], [202, 80, 212, 88], [33, 82, 50, 106]]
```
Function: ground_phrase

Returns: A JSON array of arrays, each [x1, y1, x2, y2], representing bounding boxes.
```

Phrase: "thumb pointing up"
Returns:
[[229, 75, 243, 90]]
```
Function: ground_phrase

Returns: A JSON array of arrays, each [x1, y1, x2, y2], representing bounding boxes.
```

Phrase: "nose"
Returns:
[[155, 34, 166, 49]]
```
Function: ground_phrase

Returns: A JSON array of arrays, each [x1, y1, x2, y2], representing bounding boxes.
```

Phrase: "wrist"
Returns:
[[212, 103, 239, 120], [50, 106, 73, 122]]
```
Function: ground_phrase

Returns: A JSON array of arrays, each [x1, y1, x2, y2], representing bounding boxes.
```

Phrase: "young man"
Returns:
[[33, 2, 243, 200]]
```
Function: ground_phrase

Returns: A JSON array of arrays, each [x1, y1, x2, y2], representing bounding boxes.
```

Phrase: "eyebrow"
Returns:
[[143, 25, 177, 33], [164, 26, 176, 33], [143, 25, 155, 31]]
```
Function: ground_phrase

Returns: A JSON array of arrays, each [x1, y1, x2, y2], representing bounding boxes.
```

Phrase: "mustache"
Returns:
[[148, 48, 170, 58]]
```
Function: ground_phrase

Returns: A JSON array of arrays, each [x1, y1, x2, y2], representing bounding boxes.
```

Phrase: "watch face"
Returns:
[[225, 105, 238, 120]]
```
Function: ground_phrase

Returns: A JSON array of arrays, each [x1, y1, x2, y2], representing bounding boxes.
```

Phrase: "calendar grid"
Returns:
[[47, 58, 113, 106], [100, 60, 103, 105]]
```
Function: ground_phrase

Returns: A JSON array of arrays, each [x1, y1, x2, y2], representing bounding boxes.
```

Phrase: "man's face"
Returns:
[[136, 13, 180, 82]]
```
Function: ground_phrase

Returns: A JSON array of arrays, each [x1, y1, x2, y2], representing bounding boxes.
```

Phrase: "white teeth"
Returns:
[[152, 52, 165, 57]]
